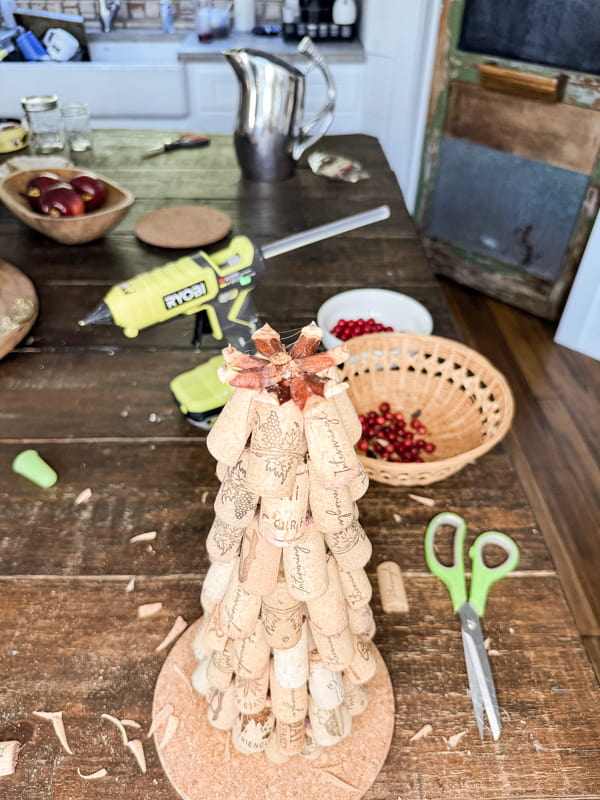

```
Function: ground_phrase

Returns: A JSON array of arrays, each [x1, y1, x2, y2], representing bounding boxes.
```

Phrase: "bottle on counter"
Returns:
[[233, 0, 255, 32], [195, 0, 213, 42]]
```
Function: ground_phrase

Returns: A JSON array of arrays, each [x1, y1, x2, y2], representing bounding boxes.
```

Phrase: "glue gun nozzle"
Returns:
[[78, 302, 114, 328]]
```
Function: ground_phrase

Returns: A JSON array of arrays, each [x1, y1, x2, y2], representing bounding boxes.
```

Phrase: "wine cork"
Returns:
[[309, 623, 355, 672], [233, 618, 270, 680], [282, 516, 328, 601], [206, 387, 256, 466], [265, 731, 290, 764], [347, 604, 376, 639], [238, 513, 281, 596], [376, 560, 409, 613], [196, 605, 228, 653], [274, 719, 305, 756], [206, 517, 246, 563], [308, 473, 354, 534], [347, 462, 369, 501], [215, 461, 227, 482], [259, 463, 309, 546], [269, 660, 308, 724], [206, 683, 238, 731], [207, 639, 235, 690], [308, 695, 352, 747], [232, 706, 274, 754], [273, 621, 309, 689], [324, 379, 362, 445], [300, 724, 324, 760], [308, 650, 345, 710], [201, 558, 238, 614], [246, 397, 306, 498], [305, 555, 348, 636], [234, 667, 269, 714], [214, 450, 259, 527], [303, 396, 361, 489], [192, 619, 210, 661], [191, 656, 212, 696], [325, 518, 372, 572], [342, 673, 369, 716], [339, 567, 373, 609], [261, 575, 304, 649], [344, 636, 378, 685], [219, 569, 262, 640]]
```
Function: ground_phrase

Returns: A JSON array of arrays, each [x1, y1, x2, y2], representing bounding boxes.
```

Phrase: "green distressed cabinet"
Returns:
[[414, 0, 600, 320]]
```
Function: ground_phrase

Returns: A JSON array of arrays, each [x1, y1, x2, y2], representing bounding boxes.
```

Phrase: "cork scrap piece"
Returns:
[[376, 561, 409, 614], [0, 740, 20, 777]]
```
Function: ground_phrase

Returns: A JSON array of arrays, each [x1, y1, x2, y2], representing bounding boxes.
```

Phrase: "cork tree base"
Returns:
[[153, 618, 395, 800]]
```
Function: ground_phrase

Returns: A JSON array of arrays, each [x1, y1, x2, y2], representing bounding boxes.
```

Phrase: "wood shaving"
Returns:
[[129, 531, 157, 543], [488, 649, 501, 656], [392, 513, 402, 523], [101, 713, 128, 745], [33, 710, 73, 754], [0, 740, 20, 777], [201, 490, 209, 503], [127, 739, 146, 773], [444, 731, 467, 749], [408, 723, 433, 742], [484, 637, 491, 650], [120, 719, 142, 730], [148, 703, 174, 738], [155, 616, 187, 652], [74, 488, 92, 505], [158, 714, 179, 750], [408, 493, 435, 507], [137, 602, 163, 619], [77, 767, 108, 780], [125, 576, 136, 592]]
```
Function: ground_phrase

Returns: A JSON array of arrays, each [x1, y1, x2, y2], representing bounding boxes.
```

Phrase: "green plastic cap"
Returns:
[[12, 449, 58, 488]]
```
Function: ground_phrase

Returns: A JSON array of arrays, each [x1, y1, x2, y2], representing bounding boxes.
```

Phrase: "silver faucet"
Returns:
[[98, 0, 120, 32]]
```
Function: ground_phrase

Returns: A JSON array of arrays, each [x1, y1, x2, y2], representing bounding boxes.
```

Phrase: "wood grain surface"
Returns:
[[0, 131, 599, 800]]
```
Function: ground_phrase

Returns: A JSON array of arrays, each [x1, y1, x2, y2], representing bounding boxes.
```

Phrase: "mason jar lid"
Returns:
[[21, 95, 59, 112]]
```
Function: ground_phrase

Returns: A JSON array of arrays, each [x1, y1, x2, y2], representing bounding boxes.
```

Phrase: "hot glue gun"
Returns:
[[79, 205, 391, 427]]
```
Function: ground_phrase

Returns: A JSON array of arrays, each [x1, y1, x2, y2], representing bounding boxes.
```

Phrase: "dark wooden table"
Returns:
[[1, 131, 599, 799]]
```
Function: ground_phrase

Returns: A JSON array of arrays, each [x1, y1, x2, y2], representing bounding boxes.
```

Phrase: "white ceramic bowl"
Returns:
[[317, 288, 433, 350]]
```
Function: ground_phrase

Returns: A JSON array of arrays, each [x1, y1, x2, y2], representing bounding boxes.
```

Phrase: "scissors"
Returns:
[[424, 511, 520, 740], [142, 133, 210, 158]]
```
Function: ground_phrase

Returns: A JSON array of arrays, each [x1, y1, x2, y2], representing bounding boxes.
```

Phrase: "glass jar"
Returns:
[[21, 95, 65, 155], [61, 101, 93, 153]]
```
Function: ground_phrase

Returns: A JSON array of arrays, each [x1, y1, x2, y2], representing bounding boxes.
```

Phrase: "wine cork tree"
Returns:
[[191, 322, 379, 762]]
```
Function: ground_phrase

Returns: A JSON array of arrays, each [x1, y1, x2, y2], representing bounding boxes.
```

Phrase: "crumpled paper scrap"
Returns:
[[308, 151, 370, 183]]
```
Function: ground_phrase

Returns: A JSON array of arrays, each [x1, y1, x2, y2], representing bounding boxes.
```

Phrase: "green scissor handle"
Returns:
[[424, 512, 469, 613], [424, 512, 520, 617], [468, 530, 520, 617]]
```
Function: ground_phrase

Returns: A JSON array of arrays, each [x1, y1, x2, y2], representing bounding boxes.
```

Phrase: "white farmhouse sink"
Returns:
[[87, 31, 189, 63], [2, 31, 193, 120]]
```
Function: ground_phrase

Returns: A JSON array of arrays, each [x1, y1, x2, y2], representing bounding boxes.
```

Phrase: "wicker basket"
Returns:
[[338, 333, 514, 486]]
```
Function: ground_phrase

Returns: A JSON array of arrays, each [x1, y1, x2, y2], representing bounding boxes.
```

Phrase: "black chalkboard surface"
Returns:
[[459, 0, 600, 76]]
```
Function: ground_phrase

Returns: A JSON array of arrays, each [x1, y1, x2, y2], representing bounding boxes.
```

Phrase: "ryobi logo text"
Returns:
[[163, 281, 208, 310]]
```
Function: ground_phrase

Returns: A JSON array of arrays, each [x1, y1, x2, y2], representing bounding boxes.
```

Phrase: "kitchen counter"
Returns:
[[0, 131, 599, 799]]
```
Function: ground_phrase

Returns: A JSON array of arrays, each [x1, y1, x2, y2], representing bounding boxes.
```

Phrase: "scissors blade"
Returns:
[[459, 603, 502, 740]]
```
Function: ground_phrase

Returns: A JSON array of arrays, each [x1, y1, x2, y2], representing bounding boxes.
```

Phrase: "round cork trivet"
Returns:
[[135, 205, 232, 248], [153, 618, 395, 800]]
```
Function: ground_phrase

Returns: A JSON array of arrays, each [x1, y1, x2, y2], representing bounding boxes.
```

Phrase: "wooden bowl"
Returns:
[[0, 168, 135, 245], [339, 332, 514, 486]]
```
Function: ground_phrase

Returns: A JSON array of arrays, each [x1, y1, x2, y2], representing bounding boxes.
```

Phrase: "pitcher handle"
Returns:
[[293, 36, 336, 162]]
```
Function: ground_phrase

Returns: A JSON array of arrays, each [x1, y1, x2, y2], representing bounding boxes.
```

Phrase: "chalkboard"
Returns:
[[458, 0, 600, 76]]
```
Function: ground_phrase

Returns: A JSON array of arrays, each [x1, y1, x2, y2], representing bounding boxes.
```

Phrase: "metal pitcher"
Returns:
[[223, 36, 336, 181]]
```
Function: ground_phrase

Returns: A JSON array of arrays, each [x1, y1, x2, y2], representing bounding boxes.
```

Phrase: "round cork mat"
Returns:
[[135, 205, 232, 248], [153, 618, 395, 800]]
